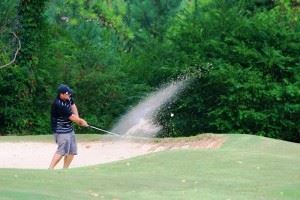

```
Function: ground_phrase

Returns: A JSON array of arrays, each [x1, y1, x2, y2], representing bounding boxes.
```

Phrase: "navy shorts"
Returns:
[[54, 132, 77, 155]]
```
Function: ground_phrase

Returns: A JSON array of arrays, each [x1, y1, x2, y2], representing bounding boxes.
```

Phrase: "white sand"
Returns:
[[0, 140, 160, 169], [0, 135, 224, 169]]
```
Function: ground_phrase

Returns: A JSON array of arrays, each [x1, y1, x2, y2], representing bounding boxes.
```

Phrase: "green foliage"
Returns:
[[17, 0, 48, 67], [0, 0, 19, 66], [0, 67, 33, 133], [124, 0, 183, 41], [0, 0, 18, 29], [158, 0, 300, 142], [0, 0, 299, 142]]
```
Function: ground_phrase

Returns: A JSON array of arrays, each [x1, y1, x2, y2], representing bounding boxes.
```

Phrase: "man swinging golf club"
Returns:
[[49, 84, 88, 169]]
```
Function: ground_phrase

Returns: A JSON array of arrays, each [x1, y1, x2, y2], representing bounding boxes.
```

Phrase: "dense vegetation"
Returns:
[[0, 0, 299, 142]]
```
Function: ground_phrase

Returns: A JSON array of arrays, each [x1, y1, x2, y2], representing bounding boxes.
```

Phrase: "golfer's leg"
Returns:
[[63, 155, 74, 168], [63, 132, 77, 169], [49, 153, 63, 169]]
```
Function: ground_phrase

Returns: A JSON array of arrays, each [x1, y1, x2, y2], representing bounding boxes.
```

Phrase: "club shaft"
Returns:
[[88, 125, 149, 139], [89, 125, 120, 136]]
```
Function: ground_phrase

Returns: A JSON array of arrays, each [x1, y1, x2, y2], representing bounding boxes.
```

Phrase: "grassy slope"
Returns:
[[0, 134, 299, 200]]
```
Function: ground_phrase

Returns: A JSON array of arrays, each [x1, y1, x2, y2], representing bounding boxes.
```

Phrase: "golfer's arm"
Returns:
[[69, 114, 86, 126], [71, 104, 79, 117]]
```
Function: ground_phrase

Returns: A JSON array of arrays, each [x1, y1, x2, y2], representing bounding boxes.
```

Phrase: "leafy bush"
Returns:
[[158, 0, 300, 142]]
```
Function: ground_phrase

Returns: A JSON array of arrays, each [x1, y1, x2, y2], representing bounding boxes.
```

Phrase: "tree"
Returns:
[[0, 0, 49, 134], [158, 0, 300, 142]]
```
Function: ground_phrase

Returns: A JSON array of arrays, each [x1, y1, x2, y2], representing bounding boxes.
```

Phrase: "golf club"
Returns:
[[88, 125, 150, 139], [88, 125, 120, 136]]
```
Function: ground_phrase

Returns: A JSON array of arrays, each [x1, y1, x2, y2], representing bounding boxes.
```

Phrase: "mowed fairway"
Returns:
[[0, 134, 299, 200]]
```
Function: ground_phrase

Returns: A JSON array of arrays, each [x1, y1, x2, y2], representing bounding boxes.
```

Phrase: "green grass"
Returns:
[[0, 134, 299, 200]]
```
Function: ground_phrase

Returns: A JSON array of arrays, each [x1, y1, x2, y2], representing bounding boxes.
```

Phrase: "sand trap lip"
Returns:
[[0, 135, 224, 169]]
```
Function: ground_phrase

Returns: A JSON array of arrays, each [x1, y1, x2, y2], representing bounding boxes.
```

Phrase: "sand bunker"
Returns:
[[0, 135, 224, 169]]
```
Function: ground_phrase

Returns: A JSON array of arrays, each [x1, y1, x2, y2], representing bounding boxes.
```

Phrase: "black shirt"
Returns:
[[51, 97, 74, 134]]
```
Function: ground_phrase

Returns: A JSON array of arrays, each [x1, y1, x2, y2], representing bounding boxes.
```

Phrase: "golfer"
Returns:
[[49, 84, 88, 169]]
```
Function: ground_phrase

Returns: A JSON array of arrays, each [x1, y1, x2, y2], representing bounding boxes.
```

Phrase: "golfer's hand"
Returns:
[[79, 119, 89, 127]]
